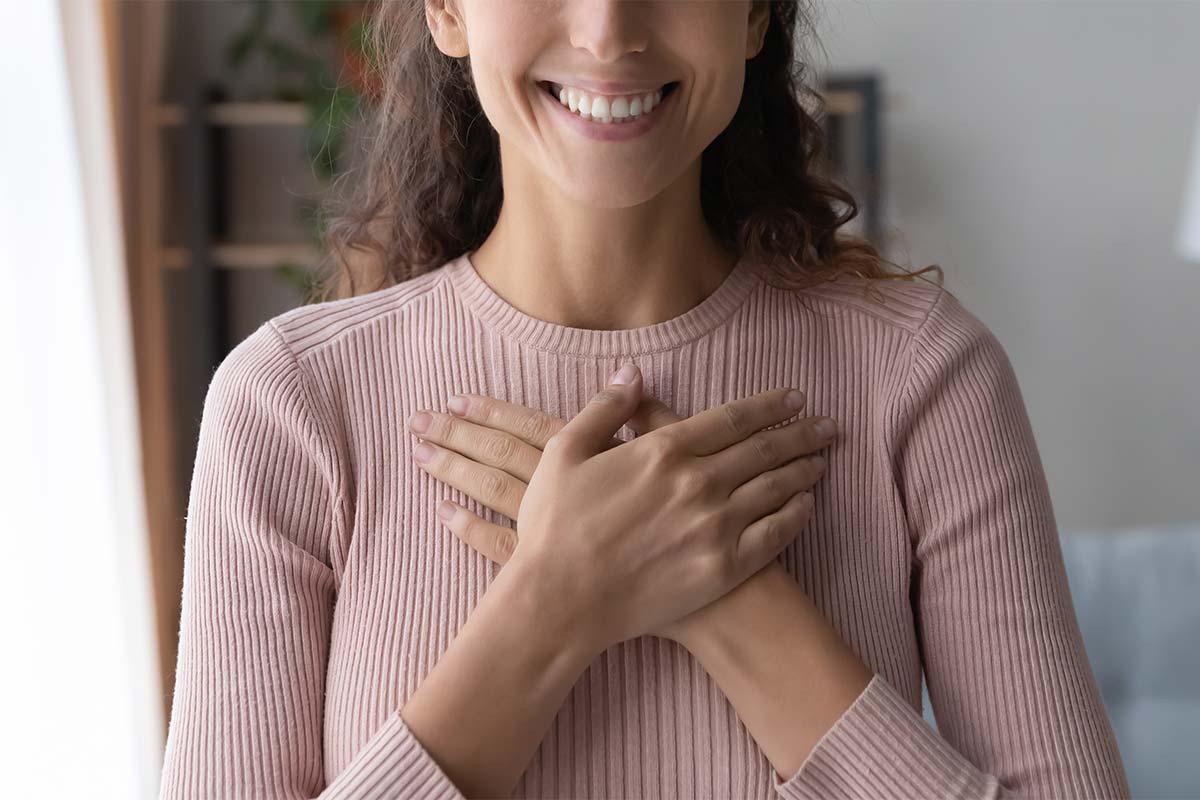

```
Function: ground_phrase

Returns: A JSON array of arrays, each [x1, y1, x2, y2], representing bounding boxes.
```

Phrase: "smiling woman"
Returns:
[[157, 2, 1132, 799]]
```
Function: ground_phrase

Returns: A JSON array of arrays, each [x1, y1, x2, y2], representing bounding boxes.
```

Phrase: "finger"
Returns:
[[733, 489, 814, 581], [705, 415, 837, 489], [670, 388, 808, 457], [437, 500, 518, 564], [412, 440, 525, 520], [443, 392, 627, 457], [445, 394, 566, 450], [554, 363, 644, 458], [726, 454, 825, 523], [627, 395, 684, 436], [408, 409, 541, 483]]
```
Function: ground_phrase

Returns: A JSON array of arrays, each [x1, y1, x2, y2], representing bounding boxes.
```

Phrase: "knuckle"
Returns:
[[767, 518, 787, 551], [439, 448, 460, 479], [721, 402, 751, 438], [544, 430, 574, 456], [790, 492, 814, 527], [750, 433, 778, 466], [483, 433, 517, 464], [789, 460, 817, 491], [704, 505, 729, 533], [763, 470, 786, 501], [591, 387, 622, 407], [707, 547, 737, 585], [693, 547, 721, 584], [645, 432, 681, 466], [460, 514, 481, 546], [475, 399, 497, 426], [480, 471, 508, 504], [494, 529, 517, 561], [675, 466, 709, 498], [518, 413, 554, 444]]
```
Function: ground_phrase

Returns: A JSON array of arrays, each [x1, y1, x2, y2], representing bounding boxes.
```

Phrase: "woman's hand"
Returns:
[[408, 364, 836, 650]]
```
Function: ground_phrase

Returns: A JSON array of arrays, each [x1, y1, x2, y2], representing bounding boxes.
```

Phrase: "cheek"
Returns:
[[666, 12, 750, 134], [464, 63, 539, 147], [685, 63, 747, 142], [465, 27, 547, 128]]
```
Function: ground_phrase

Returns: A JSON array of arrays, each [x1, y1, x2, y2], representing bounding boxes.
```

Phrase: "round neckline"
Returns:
[[444, 248, 763, 357]]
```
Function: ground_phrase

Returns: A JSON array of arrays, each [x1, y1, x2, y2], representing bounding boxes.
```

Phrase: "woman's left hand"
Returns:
[[407, 390, 678, 553], [406, 391, 829, 645]]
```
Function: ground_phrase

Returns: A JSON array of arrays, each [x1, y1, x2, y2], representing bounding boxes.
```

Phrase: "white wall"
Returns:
[[816, 0, 1200, 531]]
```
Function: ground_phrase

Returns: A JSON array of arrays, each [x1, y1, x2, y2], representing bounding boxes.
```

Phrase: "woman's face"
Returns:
[[428, 0, 769, 209]]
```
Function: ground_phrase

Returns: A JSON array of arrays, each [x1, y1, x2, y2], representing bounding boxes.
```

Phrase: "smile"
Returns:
[[536, 80, 679, 142]]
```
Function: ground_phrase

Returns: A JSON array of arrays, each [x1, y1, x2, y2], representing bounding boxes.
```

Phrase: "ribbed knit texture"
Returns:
[[159, 250, 1130, 799]]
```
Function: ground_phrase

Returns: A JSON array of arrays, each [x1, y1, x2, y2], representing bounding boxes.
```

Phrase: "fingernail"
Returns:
[[408, 411, 431, 433], [611, 364, 637, 385], [785, 390, 805, 410], [437, 500, 456, 521], [814, 418, 836, 438], [812, 455, 826, 472], [413, 442, 435, 463], [447, 396, 468, 416]]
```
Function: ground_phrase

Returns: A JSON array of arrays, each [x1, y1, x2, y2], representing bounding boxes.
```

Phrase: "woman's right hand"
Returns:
[[510, 363, 828, 653]]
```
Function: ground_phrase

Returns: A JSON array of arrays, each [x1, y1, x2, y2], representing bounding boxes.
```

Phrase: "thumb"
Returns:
[[627, 394, 683, 436], [556, 363, 643, 457]]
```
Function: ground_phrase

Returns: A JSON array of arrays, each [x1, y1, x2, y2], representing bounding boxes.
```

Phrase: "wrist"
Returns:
[[674, 561, 795, 658], [493, 551, 608, 668]]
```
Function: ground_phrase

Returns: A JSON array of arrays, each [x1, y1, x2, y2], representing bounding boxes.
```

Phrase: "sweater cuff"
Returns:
[[323, 708, 465, 799], [772, 673, 1002, 800]]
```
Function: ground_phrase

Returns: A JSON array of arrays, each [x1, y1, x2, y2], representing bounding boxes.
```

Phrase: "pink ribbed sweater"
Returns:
[[159, 250, 1130, 799]]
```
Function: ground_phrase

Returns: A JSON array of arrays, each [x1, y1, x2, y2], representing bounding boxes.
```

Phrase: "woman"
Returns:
[[159, 1, 1130, 798]]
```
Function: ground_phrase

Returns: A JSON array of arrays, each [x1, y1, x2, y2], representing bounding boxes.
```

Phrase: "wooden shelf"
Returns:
[[154, 101, 309, 127], [824, 89, 864, 115]]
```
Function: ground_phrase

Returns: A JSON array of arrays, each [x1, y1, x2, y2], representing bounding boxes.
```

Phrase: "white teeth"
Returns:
[[548, 82, 668, 124]]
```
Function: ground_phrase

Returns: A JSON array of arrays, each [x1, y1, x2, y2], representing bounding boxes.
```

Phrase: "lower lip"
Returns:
[[538, 82, 676, 142]]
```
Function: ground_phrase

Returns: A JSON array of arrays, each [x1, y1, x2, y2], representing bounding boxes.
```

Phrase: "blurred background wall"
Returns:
[[818, 1, 1200, 531]]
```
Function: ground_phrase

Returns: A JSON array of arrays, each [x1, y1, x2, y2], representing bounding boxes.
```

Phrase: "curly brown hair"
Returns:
[[311, 0, 942, 305]]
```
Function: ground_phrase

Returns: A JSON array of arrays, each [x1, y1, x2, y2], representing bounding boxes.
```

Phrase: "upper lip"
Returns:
[[540, 78, 675, 96]]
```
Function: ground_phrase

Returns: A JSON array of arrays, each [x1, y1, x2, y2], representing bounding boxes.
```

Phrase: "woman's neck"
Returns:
[[469, 191, 738, 332]]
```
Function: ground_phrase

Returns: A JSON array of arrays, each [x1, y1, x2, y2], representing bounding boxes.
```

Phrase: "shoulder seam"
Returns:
[[264, 319, 346, 513], [897, 285, 954, 410], [279, 270, 449, 362], [776, 277, 948, 336], [881, 286, 950, 554], [912, 283, 950, 338]]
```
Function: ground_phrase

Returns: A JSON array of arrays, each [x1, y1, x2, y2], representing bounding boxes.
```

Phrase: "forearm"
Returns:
[[401, 554, 601, 798], [674, 563, 874, 781]]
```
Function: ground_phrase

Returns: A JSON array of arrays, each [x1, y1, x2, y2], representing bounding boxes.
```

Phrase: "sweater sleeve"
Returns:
[[773, 289, 1131, 799], [159, 321, 465, 800]]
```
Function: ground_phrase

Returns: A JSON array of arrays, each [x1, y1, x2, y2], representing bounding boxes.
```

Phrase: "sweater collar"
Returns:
[[444, 249, 763, 357]]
